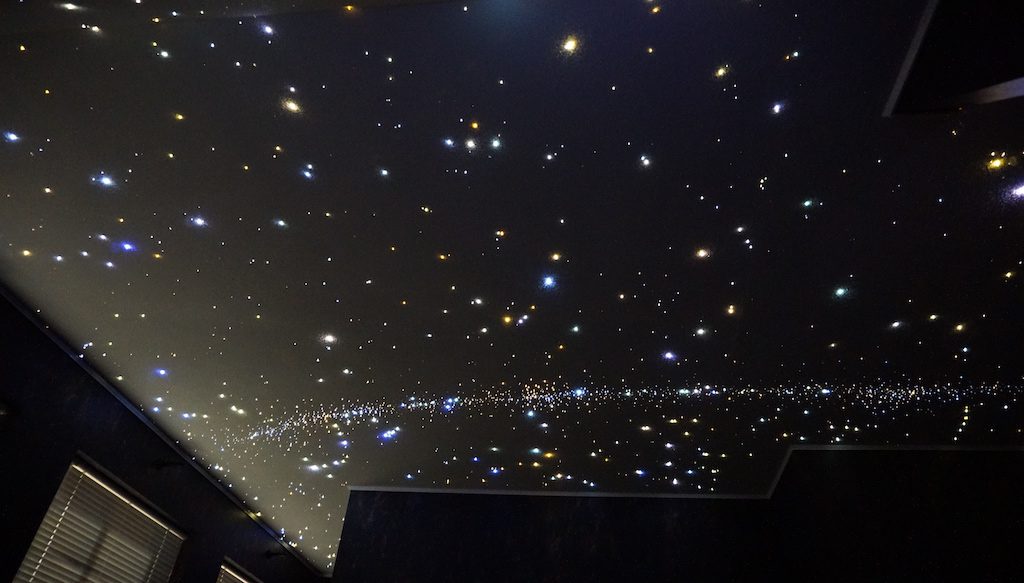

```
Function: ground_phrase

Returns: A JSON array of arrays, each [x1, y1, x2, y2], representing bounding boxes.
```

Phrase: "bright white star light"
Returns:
[[662, 351, 677, 361], [92, 174, 115, 187], [3, 132, 20, 143], [190, 216, 207, 227], [542, 276, 556, 288]]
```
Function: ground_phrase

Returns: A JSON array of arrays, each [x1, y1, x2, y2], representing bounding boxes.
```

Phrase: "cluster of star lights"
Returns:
[[1, 0, 1023, 571]]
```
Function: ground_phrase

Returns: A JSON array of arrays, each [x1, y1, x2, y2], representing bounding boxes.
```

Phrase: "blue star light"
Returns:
[[92, 173, 116, 187]]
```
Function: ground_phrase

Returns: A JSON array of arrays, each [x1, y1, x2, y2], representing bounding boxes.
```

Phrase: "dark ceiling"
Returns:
[[1, 0, 1022, 570]]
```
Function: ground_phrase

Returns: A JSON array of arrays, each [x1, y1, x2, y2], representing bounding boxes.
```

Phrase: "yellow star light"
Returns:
[[561, 35, 579, 54]]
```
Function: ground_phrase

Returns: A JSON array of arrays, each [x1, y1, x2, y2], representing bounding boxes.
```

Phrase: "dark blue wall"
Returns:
[[0, 292, 327, 583]]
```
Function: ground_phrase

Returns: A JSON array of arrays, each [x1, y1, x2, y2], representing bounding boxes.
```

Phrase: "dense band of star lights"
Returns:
[[2, 0, 1023, 570]]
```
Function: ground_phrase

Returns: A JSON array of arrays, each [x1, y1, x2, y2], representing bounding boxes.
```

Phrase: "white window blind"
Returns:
[[216, 564, 261, 583], [14, 464, 185, 583]]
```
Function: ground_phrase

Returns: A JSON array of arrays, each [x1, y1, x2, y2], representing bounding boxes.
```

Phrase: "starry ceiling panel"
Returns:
[[1, 0, 1022, 571]]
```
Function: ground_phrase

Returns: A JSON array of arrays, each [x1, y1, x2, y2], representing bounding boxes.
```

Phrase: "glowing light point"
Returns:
[[1011, 184, 1024, 197], [379, 168, 390, 177], [714, 65, 730, 78], [190, 216, 207, 227], [92, 173, 116, 187], [890, 320, 902, 329], [662, 351, 677, 361], [281, 98, 302, 113], [561, 35, 579, 54], [322, 334, 337, 345], [262, 25, 274, 35], [155, 368, 168, 377], [4, 132, 20, 143], [772, 103, 783, 114], [542, 276, 557, 288], [833, 287, 848, 298], [695, 248, 711, 259]]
